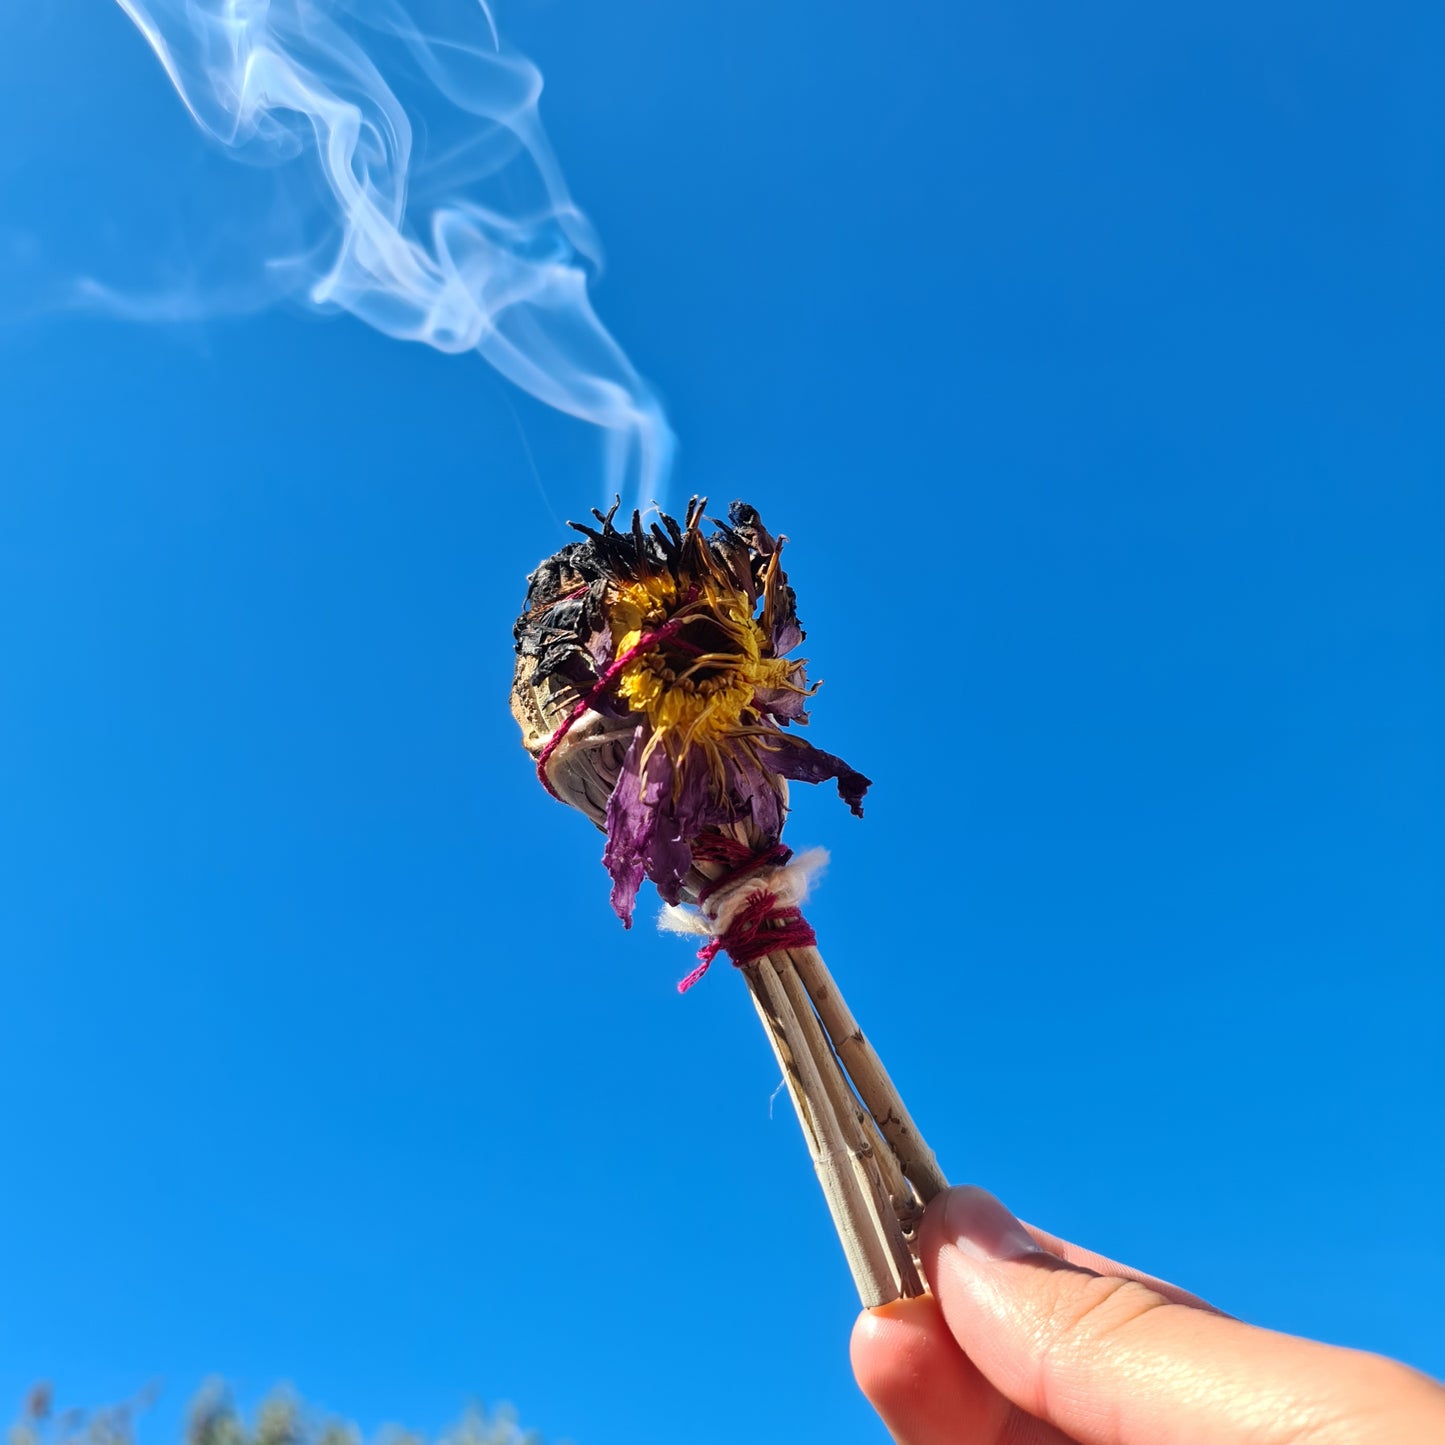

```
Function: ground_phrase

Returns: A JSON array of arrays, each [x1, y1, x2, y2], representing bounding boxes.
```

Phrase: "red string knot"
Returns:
[[665, 840, 827, 993]]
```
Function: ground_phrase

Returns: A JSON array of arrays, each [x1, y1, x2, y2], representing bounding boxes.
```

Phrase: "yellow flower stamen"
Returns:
[[607, 566, 797, 793]]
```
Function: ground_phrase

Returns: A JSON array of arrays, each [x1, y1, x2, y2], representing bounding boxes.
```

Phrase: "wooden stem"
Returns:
[[789, 945, 949, 1205], [682, 823, 948, 1306], [745, 958, 908, 1305], [773, 953, 922, 1296]]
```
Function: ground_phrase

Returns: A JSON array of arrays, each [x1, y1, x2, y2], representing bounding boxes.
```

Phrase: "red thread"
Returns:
[[535, 609, 692, 800], [676, 836, 817, 993], [689, 833, 755, 867], [695, 838, 791, 904], [674, 957, 714, 994]]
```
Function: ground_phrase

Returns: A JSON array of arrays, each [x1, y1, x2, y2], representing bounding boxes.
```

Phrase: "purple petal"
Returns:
[[722, 753, 786, 842], [602, 728, 669, 926], [771, 619, 804, 656], [756, 737, 871, 818], [754, 685, 809, 725], [648, 761, 712, 906]]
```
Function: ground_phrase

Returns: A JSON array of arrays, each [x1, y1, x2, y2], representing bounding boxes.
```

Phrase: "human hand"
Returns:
[[852, 1185, 1445, 1444]]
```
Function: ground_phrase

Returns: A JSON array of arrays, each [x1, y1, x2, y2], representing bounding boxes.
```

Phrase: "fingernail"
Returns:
[[931, 1185, 1049, 1263]]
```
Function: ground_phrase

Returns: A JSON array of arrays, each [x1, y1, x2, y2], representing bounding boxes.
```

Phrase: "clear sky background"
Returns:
[[1, 3, 1442, 1444]]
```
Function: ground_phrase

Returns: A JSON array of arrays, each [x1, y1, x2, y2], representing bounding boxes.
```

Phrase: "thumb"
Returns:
[[919, 1185, 1445, 1445]]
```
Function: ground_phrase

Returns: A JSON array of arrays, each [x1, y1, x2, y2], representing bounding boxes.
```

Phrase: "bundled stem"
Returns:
[[683, 826, 944, 1307], [747, 956, 912, 1303], [788, 945, 948, 1205]]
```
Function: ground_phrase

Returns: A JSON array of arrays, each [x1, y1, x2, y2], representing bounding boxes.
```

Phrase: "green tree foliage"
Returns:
[[10, 1385, 551, 1445]]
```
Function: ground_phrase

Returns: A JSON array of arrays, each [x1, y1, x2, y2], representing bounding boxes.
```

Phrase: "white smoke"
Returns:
[[106, 0, 673, 501]]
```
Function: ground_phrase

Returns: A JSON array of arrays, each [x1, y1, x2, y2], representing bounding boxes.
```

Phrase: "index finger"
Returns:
[[1019, 1219, 1224, 1314]]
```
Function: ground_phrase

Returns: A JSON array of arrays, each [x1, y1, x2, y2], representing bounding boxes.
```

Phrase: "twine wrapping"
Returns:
[[660, 840, 827, 992]]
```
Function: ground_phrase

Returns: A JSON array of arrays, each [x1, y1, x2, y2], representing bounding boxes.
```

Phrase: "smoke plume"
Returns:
[[108, 0, 673, 501]]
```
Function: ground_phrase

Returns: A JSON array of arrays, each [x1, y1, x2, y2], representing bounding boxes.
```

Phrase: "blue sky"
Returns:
[[1, 2, 1442, 1444]]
